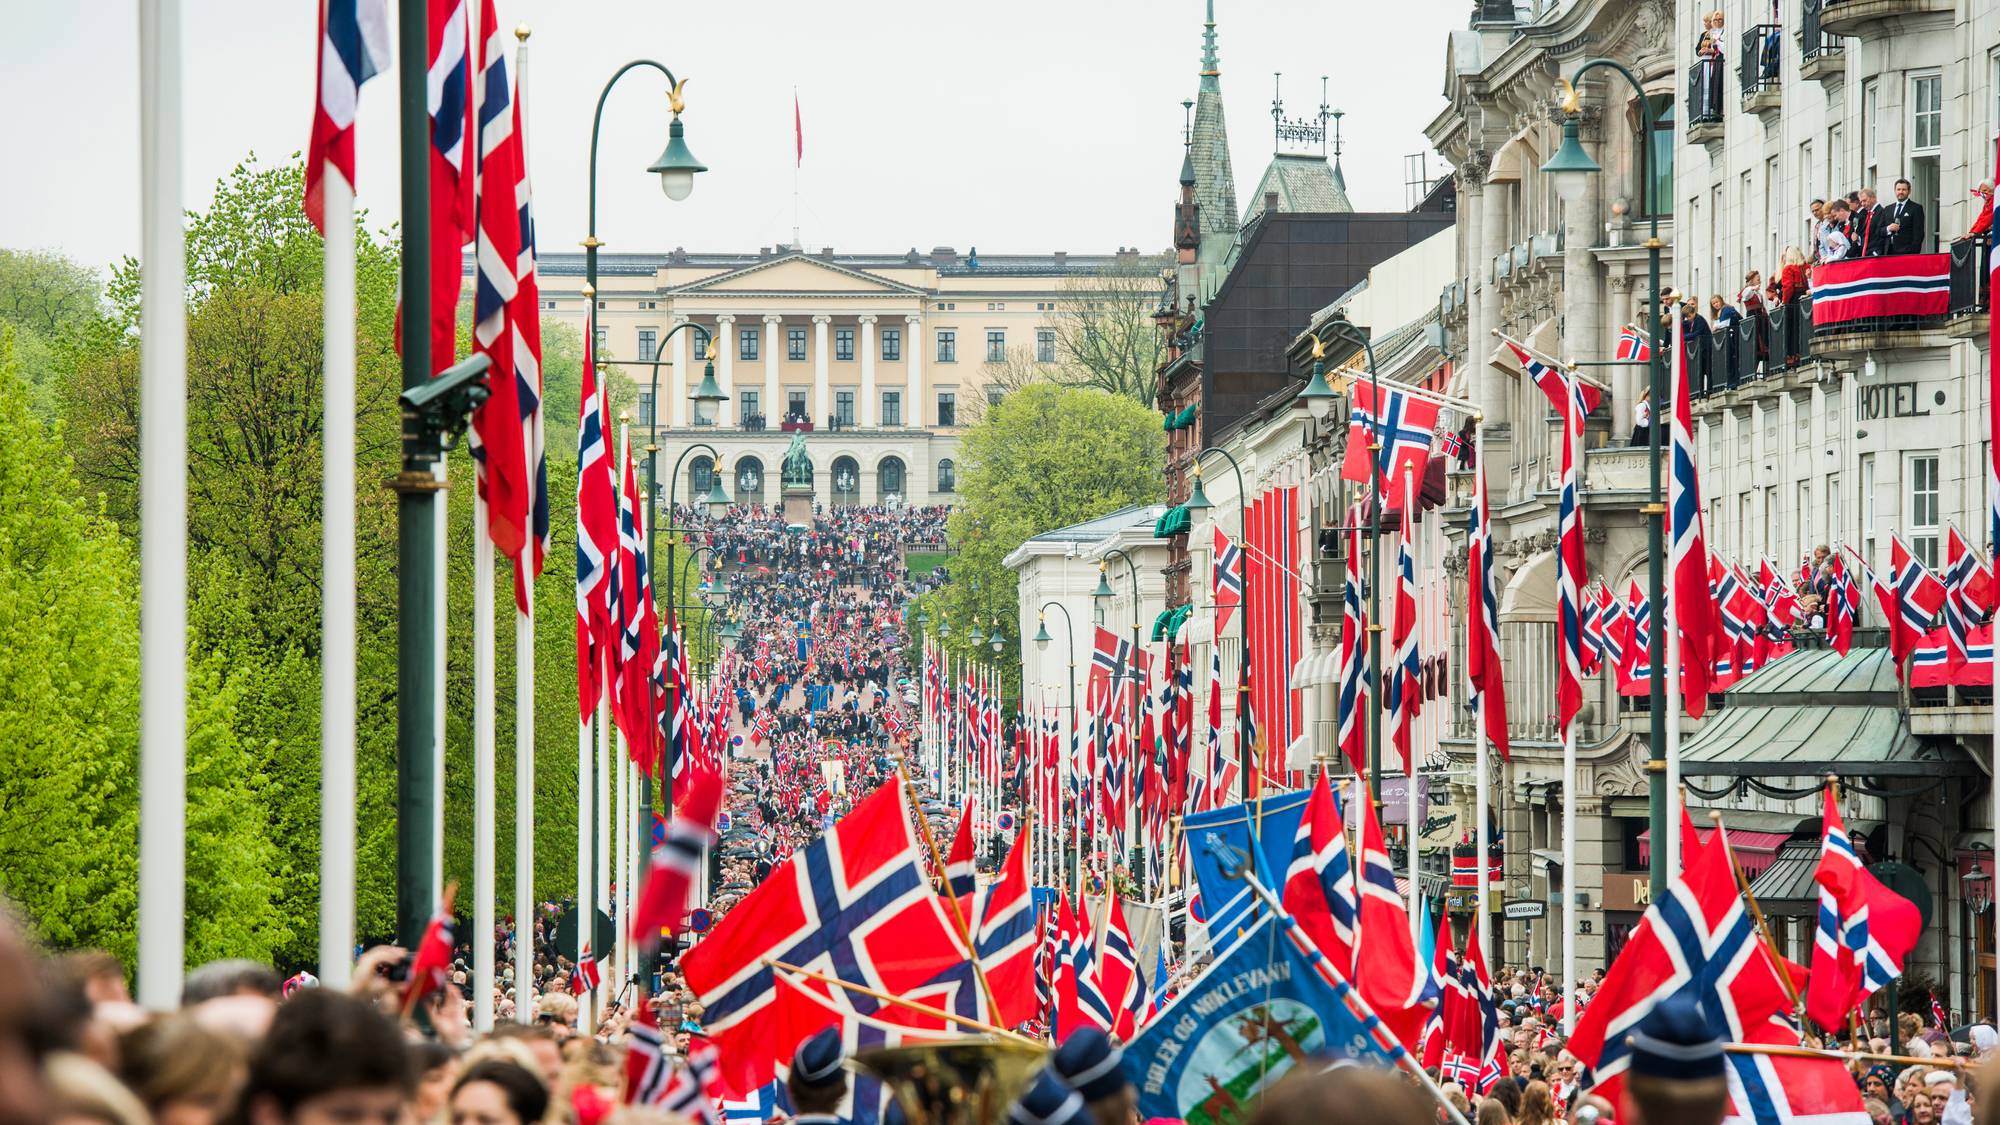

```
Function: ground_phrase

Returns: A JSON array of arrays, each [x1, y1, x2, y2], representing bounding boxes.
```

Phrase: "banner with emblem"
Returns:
[[1181, 789, 1312, 942], [1119, 910, 1401, 1124]]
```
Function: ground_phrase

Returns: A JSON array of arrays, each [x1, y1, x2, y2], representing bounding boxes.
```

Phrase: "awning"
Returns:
[[1744, 839, 1823, 907], [1635, 827, 1795, 879], [1530, 848, 1563, 870], [1154, 505, 1191, 538], [1289, 650, 1337, 687]]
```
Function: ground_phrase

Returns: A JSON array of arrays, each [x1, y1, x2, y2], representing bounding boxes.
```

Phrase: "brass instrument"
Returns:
[[851, 1038, 1051, 1125]]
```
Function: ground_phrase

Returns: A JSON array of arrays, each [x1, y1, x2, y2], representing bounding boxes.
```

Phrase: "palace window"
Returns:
[[835, 328, 855, 361], [788, 327, 807, 361], [637, 327, 658, 362], [882, 328, 902, 361], [937, 331, 956, 363], [986, 329, 1006, 362], [1036, 329, 1056, 363], [739, 327, 759, 361]]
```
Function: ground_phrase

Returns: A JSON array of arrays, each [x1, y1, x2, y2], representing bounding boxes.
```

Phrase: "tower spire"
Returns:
[[1330, 106, 1347, 193], [1199, 0, 1220, 88]]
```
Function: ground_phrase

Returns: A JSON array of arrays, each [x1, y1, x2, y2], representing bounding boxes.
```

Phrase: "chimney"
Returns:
[[931, 246, 958, 265], [1264, 190, 1280, 214], [1053, 251, 1068, 266]]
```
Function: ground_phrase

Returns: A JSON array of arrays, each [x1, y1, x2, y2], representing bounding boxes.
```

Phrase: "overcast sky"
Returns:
[[1, 0, 1465, 273]]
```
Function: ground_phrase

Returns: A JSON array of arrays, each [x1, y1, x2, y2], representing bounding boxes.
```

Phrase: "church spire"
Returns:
[[1199, 0, 1220, 90]]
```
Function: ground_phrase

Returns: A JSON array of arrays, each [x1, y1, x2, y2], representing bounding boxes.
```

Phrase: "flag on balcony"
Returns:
[[1613, 324, 1651, 364], [1809, 254, 1952, 325], [1669, 312, 1723, 715]]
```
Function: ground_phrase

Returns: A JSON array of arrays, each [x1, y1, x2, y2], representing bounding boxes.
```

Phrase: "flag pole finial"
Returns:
[[514, 23, 530, 40]]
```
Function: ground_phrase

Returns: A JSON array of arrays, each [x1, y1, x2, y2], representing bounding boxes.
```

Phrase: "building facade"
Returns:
[[530, 246, 1148, 506]]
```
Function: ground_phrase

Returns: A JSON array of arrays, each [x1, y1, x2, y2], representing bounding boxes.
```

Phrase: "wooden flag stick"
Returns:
[[1710, 812, 1803, 1012], [764, 959, 1042, 1047], [1723, 1041, 1964, 1070], [894, 760, 1005, 1022]]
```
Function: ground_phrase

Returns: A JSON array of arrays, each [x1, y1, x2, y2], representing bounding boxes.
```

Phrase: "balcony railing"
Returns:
[[1686, 58, 1726, 132], [1798, 0, 1843, 66], [740, 412, 767, 432], [779, 416, 814, 433], [1739, 25, 1782, 99], [1949, 235, 1992, 317]]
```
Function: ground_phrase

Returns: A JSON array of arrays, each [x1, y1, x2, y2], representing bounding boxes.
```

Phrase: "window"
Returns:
[[1036, 329, 1057, 363], [986, 385, 1004, 407], [787, 389, 808, 422], [1828, 125, 1843, 204], [691, 326, 710, 358], [937, 458, 957, 492], [594, 324, 607, 350], [882, 390, 902, 426], [986, 302, 1006, 311], [1738, 494, 1752, 556], [788, 327, 807, 361], [637, 327, 658, 362], [1764, 485, 1778, 558], [1909, 453, 1940, 567], [638, 389, 654, 427], [986, 330, 1006, 362], [937, 331, 957, 363], [1640, 94, 1674, 217], [937, 390, 957, 427], [740, 389, 760, 423], [1826, 475, 1841, 546], [882, 328, 902, 361], [1736, 412, 1752, 462], [835, 328, 855, 361], [1861, 79, 1879, 183], [1860, 453, 1877, 560], [1910, 74, 1942, 153], [739, 327, 759, 361], [834, 390, 855, 426], [638, 300, 657, 310], [1797, 480, 1812, 553]]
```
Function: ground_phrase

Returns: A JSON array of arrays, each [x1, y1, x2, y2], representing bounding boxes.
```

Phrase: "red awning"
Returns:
[[1636, 827, 1794, 880]]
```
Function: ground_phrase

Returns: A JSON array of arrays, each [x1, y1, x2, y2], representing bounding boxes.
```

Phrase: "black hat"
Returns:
[[1628, 994, 1725, 1081], [1051, 1028, 1129, 1103], [791, 1027, 846, 1089], [1008, 1070, 1091, 1125]]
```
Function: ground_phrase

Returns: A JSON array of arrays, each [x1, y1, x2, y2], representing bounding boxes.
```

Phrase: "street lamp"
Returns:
[[989, 630, 1005, 656], [1033, 614, 1053, 648], [1038, 600, 1080, 890], [1297, 334, 1338, 423], [690, 341, 726, 427], [1092, 563, 1117, 600], [1544, 66, 1670, 898], [970, 617, 987, 648], [648, 107, 707, 202]]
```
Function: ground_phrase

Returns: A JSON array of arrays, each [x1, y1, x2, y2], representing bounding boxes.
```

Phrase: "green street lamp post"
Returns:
[[1183, 447, 1252, 803], [1542, 64, 1670, 897], [1035, 600, 1079, 890]]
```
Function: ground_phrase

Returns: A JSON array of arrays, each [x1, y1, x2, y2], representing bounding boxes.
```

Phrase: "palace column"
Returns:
[[714, 314, 736, 427], [763, 314, 781, 426], [904, 313, 924, 428], [859, 314, 879, 428], [668, 314, 690, 427], [812, 314, 832, 427]]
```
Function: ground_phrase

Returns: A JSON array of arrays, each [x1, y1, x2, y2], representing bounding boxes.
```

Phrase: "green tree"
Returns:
[[0, 249, 101, 421], [1048, 258, 1170, 404], [910, 383, 1164, 691]]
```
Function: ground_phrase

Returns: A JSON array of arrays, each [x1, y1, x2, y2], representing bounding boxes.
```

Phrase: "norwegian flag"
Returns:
[[1389, 484, 1421, 773], [1098, 892, 1145, 1039], [1614, 323, 1651, 363], [1438, 428, 1463, 460], [1452, 917, 1506, 1094], [1805, 788, 1867, 1031], [410, 0, 472, 376], [402, 896, 456, 1008], [575, 309, 617, 717], [1212, 527, 1243, 634], [508, 48, 547, 608], [1579, 587, 1605, 676], [1513, 341, 1601, 735], [1668, 313, 1722, 715], [1568, 831, 1793, 1104], [630, 764, 722, 948], [1616, 582, 1655, 695], [1826, 553, 1857, 655], [1033, 910, 1056, 1023], [1933, 993, 1950, 1031], [303, 0, 389, 232], [1722, 1015, 1871, 1125], [883, 708, 907, 741], [1597, 583, 1629, 672], [657, 1040, 726, 1125], [1418, 904, 1456, 1069], [1203, 643, 1240, 808], [568, 953, 602, 996], [467, 0, 531, 559], [943, 799, 977, 905], [1756, 559, 1799, 627], [1992, 134, 2000, 577], [1355, 792, 1435, 1052], [1341, 381, 1444, 491], [1051, 892, 1108, 1035], [1336, 523, 1372, 771], [1463, 471, 1509, 759], [1868, 537, 1947, 682], [1283, 773, 1358, 974], [623, 1004, 676, 1105], [1944, 526, 1994, 673], [975, 823, 1040, 1029], [680, 782, 979, 1096]]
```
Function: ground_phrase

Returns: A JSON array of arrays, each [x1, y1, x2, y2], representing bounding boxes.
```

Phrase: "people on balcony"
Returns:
[[1710, 293, 1739, 328], [1778, 247, 1809, 303], [1968, 181, 1993, 240], [1882, 178, 1926, 255], [1848, 187, 1885, 257], [1818, 199, 1854, 261], [1629, 388, 1651, 447], [1694, 12, 1726, 119]]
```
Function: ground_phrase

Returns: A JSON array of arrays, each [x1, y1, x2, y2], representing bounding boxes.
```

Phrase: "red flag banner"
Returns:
[[1808, 254, 1951, 324]]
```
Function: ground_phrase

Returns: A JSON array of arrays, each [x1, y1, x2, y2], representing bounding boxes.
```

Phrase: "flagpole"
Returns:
[[596, 644, 614, 1011], [615, 705, 630, 996], [1473, 426, 1492, 975], [1402, 465, 1421, 943], [474, 492, 498, 1032], [434, 465, 449, 894], [319, 166, 358, 991], [513, 573, 535, 1029], [1664, 307, 1685, 877], [137, 0, 187, 1011]]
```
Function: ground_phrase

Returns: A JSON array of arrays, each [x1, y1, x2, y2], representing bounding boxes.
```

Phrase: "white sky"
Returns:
[[0, 0, 1465, 273]]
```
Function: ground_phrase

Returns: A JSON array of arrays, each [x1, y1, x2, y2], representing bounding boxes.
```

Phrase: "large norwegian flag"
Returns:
[[1335, 522, 1372, 772], [1865, 537, 1946, 682], [420, 0, 473, 374], [508, 46, 547, 609], [630, 765, 723, 950], [680, 782, 978, 1097], [303, 0, 390, 232], [1722, 1015, 1871, 1125], [1615, 580, 1653, 696], [616, 430, 663, 773], [974, 823, 1039, 1029], [1341, 381, 1443, 491], [1991, 149, 2000, 577], [1669, 312, 1723, 715], [942, 798, 977, 905], [1098, 892, 1145, 1039], [1804, 788, 1869, 1031], [1513, 341, 1601, 735], [1569, 831, 1793, 1104], [1388, 486, 1421, 773], [1212, 526, 1243, 634], [1826, 553, 1857, 655], [1465, 464, 1510, 759], [574, 309, 617, 717], [471, 0, 533, 566], [1452, 919, 1507, 1094], [1282, 772, 1358, 975], [1944, 526, 1995, 673], [1354, 792, 1435, 1052]]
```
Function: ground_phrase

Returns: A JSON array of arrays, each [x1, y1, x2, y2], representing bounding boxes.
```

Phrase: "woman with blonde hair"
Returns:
[[1516, 1080, 1558, 1125], [116, 1015, 247, 1125]]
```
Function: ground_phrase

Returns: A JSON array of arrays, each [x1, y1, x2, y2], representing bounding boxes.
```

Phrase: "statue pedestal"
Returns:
[[781, 484, 814, 527]]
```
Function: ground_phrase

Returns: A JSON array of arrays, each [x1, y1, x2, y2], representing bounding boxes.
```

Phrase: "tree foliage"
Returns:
[[1047, 258, 1170, 404], [909, 383, 1164, 692]]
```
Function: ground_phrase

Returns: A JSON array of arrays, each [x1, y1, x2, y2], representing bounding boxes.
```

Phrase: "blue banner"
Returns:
[[1183, 789, 1311, 941], [1120, 911, 1402, 1124]]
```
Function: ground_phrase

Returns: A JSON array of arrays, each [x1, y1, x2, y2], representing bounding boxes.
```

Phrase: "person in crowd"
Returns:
[[1244, 1066, 1431, 1125], [1620, 994, 1729, 1125], [45, 1052, 150, 1125], [785, 1028, 848, 1125], [1852, 188, 1885, 257], [1821, 198, 1856, 261], [115, 1016, 245, 1125], [239, 990, 410, 1125], [1629, 388, 1651, 447], [1711, 293, 1738, 328], [1515, 1081, 1556, 1125], [1051, 1029, 1135, 1125], [1778, 246, 1809, 304], [409, 1041, 459, 1125], [1884, 178, 1927, 255], [448, 1060, 548, 1125], [1968, 181, 1993, 240]]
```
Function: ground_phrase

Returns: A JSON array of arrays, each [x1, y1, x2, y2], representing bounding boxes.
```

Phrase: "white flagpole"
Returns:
[[1473, 426, 1492, 974], [595, 653, 613, 1010], [613, 712, 628, 996], [511, 573, 534, 1031], [473, 495, 497, 1032], [1403, 465, 1420, 943], [1665, 308, 1686, 878], [319, 167, 358, 991], [1561, 372, 1581, 1038], [434, 459, 448, 894], [137, 0, 187, 1011]]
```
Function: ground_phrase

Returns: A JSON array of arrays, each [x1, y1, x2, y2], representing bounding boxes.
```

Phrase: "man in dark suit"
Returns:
[[1884, 177, 1926, 254], [1853, 188, 1885, 256]]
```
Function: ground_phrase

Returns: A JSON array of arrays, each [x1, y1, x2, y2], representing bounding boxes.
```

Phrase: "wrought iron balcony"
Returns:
[[1739, 25, 1782, 114], [1686, 59, 1725, 142], [1798, 0, 1844, 81]]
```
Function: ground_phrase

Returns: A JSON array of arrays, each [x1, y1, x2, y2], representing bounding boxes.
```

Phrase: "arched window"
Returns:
[[688, 456, 715, 502], [878, 456, 906, 505], [734, 457, 765, 506], [936, 458, 956, 493], [830, 456, 860, 507]]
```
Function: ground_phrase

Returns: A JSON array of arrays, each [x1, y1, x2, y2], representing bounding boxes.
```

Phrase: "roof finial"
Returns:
[[1200, 0, 1220, 81], [1330, 106, 1347, 192]]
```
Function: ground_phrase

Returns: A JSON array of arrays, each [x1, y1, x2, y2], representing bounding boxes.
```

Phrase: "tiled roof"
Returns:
[[1241, 155, 1353, 223]]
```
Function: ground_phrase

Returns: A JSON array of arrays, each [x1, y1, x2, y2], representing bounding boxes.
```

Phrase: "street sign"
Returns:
[[1502, 899, 1546, 920], [689, 908, 713, 933], [716, 811, 733, 833]]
